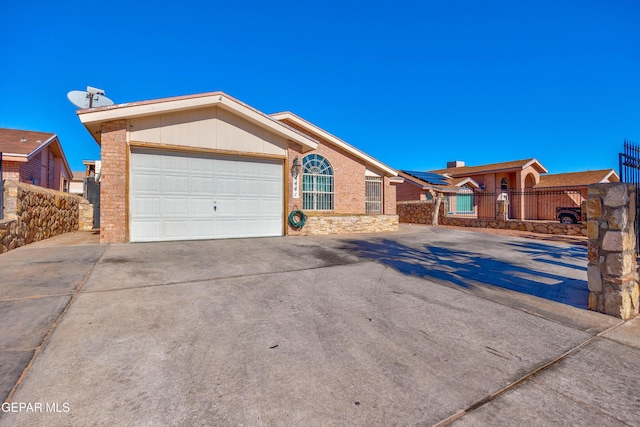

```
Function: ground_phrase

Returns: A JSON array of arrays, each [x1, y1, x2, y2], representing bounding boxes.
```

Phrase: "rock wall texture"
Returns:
[[397, 201, 587, 236], [295, 214, 399, 236], [0, 180, 90, 254], [587, 183, 639, 319]]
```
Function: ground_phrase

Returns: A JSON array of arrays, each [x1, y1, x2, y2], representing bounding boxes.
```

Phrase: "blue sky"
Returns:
[[1, 1, 638, 174]]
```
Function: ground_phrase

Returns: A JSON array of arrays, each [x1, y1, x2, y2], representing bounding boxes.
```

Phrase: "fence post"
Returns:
[[496, 199, 508, 221], [587, 182, 639, 319]]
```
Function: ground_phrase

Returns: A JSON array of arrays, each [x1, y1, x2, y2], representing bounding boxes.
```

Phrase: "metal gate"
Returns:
[[618, 139, 640, 253], [365, 176, 383, 214], [84, 176, 100, 229]]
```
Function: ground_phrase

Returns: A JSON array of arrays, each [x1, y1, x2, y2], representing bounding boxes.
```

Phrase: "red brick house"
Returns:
[[76, 92, 402, 243], [0, 128, 72, 192], [397, 159, 619, 222]]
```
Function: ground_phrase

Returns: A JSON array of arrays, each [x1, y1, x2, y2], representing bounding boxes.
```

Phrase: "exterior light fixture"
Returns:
[[291, 156, 301, 178]]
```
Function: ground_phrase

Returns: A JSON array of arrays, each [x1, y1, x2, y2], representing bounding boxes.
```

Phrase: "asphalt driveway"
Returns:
[[0, 225, 638, 426]]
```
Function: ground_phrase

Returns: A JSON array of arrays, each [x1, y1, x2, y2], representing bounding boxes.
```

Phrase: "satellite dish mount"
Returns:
[[67, 86, 114, 109]]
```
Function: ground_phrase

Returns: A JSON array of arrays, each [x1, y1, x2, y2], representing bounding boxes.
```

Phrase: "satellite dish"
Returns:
[[67, 86, 115, 109]]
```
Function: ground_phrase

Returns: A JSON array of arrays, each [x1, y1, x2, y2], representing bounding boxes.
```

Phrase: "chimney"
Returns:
[[447, 160, 465, 168]]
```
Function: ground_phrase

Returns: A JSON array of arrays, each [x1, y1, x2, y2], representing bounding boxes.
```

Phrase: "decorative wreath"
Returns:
[[288, 210, 307, 228]]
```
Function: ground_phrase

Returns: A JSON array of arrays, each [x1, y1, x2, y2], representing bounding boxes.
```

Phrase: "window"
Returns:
[[302, 154, 334, 210], [365, 176, 383, 214], [500, 178, 509, 192]]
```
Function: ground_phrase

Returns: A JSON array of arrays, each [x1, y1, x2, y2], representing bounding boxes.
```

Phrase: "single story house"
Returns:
[[76, 92, 402, 243], [397, 159, 619, 221], [0, 128, 72, 192]]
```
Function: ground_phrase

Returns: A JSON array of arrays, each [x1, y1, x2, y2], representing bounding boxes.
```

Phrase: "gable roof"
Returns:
[[431, 158, 548, 177], [0, 128, 73, 179], [535, 169, 620, 188], [271, 111, 397, 177], [0, 128, 56, 159], [77, 91, 318, 152]]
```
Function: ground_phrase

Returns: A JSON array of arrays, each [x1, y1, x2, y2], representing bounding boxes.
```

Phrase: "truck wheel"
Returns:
[[560, 215, 575, 224]]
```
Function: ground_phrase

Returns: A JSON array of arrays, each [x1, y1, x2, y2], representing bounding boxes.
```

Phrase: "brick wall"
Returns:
[[100, 120, 128, 243], [2, 161, 21, 181], [396, 180, 425, 202], [284, 120, 397, 235], [383, 176, 397, 215]]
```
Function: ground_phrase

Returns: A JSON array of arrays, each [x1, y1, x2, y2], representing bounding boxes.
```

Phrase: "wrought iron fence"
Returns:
[[445, 186, 585, 221], [619, 139, 640, 253]]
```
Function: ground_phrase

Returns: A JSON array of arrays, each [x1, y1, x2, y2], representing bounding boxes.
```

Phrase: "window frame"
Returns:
[[302, 154, 334, 211]]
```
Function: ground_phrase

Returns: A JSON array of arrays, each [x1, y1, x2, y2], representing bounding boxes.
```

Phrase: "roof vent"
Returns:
[[447, 160, 465, 168], [21, 137, 27, 142]]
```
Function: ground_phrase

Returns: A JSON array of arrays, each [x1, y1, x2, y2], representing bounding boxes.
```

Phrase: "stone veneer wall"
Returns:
[[297, 214, 398, 236], [587, 183, 639, 319], [439, 216, 587, 236], [397, 200, 442, 225], [397, 201, 587, 236], [0, 180, 84, 254]]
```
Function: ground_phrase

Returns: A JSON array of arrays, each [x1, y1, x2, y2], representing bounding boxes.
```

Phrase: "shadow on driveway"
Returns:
[[342, 237, 589, 309]]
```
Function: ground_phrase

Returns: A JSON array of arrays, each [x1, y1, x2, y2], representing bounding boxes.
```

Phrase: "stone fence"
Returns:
[[292, 213, 399, 236], [397, 200, 587, 236], [587, 183, 639, 319], [0, 180, 94, 254]]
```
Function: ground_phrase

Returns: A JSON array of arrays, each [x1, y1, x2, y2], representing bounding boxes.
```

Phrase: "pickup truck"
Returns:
[[556, 206, 583, 224]]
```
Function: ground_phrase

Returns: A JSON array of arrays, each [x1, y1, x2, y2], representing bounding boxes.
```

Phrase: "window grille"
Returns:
[[302, 154, 334, 210], [365, 176, 383, 214]]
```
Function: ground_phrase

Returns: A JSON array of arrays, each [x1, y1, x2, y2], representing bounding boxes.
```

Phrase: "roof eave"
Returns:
[[78, 93, 319, 152], [271, 112, 398, 177]]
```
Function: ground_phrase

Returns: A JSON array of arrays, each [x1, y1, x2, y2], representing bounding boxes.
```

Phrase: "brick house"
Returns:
[[397, 159, 619, 222], [0, 128, 72, 192], [76, 92, 402, 243]]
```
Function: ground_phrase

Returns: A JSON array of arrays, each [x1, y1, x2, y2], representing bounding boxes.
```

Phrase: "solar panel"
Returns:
[[401, 170, 449, 186]]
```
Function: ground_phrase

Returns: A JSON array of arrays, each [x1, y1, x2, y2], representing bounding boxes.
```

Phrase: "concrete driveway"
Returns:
[[0, 225, 639, 426]]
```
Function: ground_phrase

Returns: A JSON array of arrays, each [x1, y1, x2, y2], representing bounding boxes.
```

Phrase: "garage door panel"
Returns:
[[189, 198, 214, 217], [163, 220, 189, 239], [130, 220, 161, 241], [131, 150, 283, 242], [189, 220, 214, 239], [215, 177, 237, 195], [189, 157, 215, 174], [163, 155, 189, 172], [237, 179, 259, 195], [190, 176, 214, 194], [132, 197, 161, 216], [133, 173, 162, 193], [163, 175, 189, 194], [163, 197, 189, 216]]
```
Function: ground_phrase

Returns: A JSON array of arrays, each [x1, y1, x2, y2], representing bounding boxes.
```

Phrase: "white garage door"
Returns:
[[130, 149, 283, 242]]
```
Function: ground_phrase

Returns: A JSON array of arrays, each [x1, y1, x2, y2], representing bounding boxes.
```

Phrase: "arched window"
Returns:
[[302, 154, 334, 210], [500, 178, 509, 192]]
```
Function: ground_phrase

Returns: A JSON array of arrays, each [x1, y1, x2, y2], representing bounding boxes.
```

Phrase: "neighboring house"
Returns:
[[69, 160, 101, 196], [76, 91, 402, 243], [399, 159, 547, 219], [397, 159, 619, 222], [0, 128, 72, 192], [69, 171, 85, 195]]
